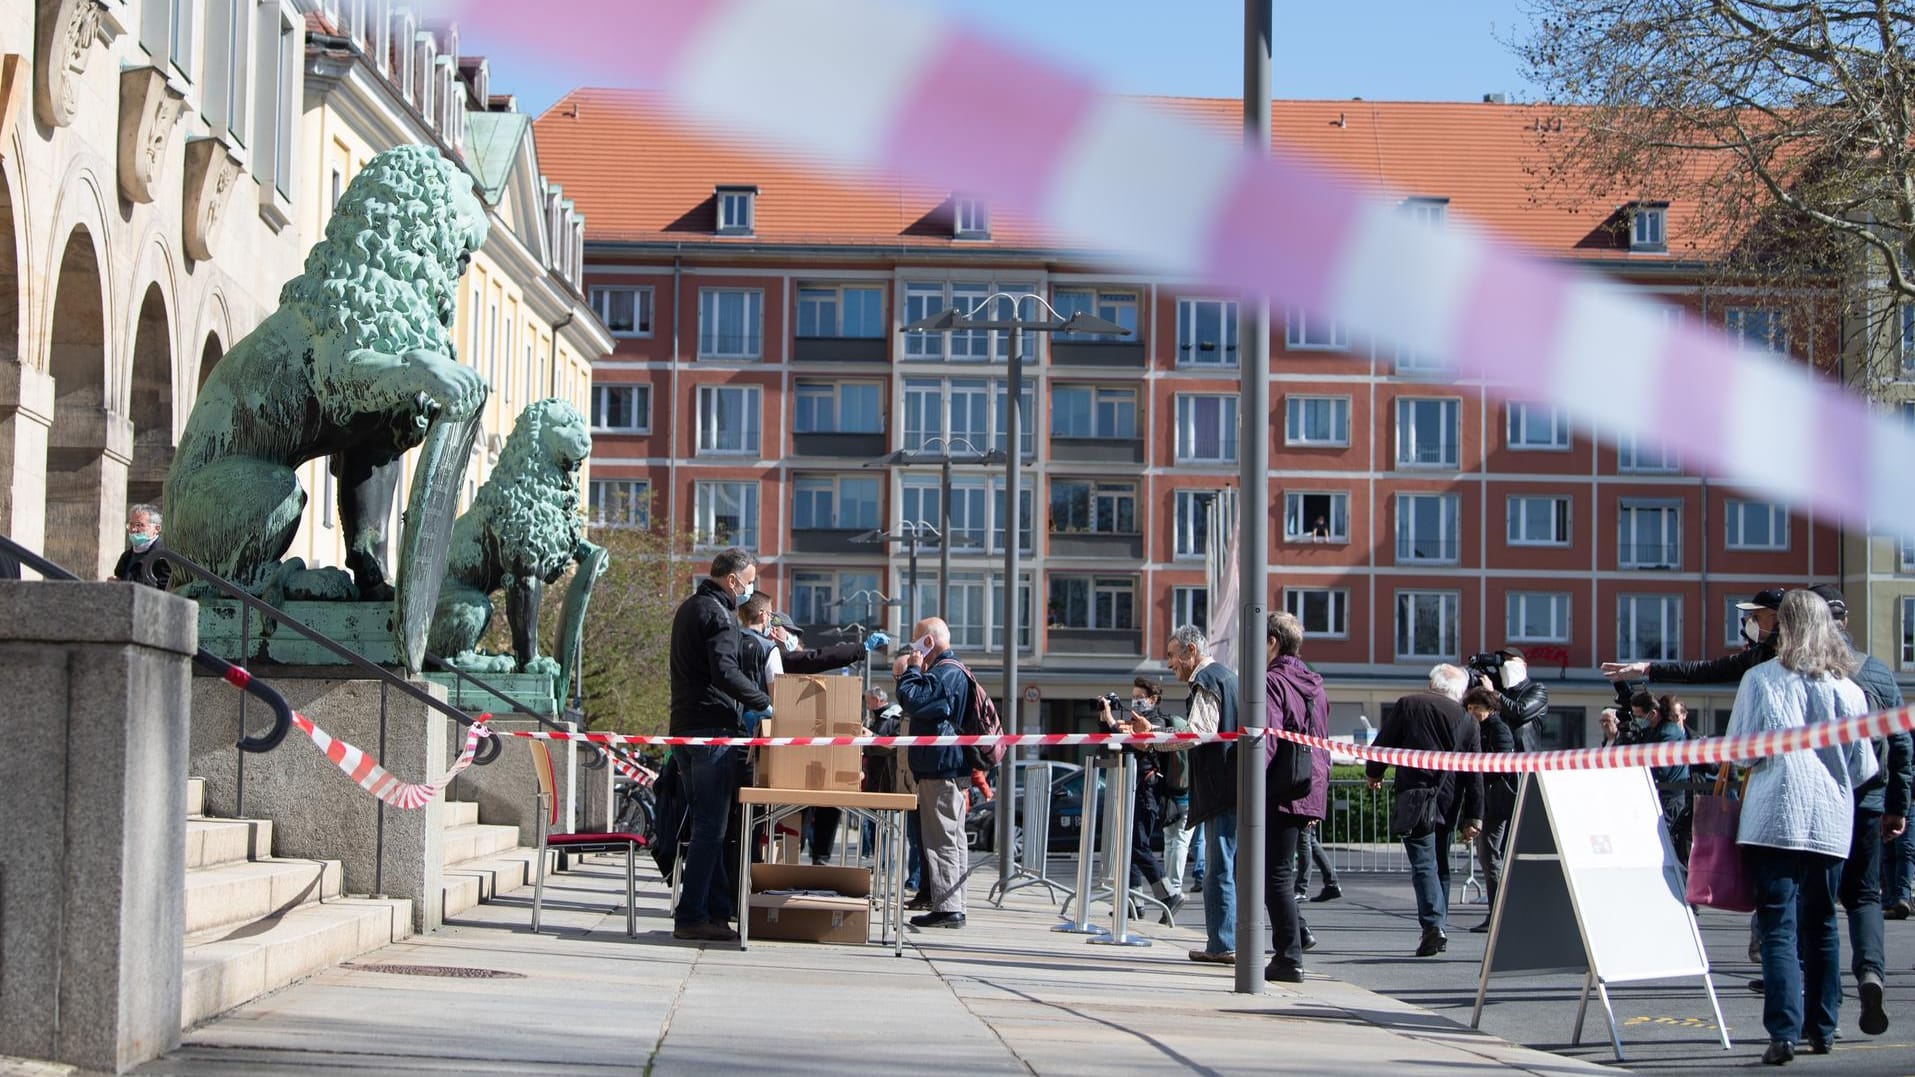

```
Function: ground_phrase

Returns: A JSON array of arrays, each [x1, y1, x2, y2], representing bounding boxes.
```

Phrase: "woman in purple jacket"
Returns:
[[1263, 610, 1331, 983]]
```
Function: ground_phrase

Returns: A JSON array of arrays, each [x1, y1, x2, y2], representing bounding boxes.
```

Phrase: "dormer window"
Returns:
[[1630, 202, 1668, 251], [1401, 196, 1448, 227], [954, 198, 990, 239], [717, 185, 756, 235]]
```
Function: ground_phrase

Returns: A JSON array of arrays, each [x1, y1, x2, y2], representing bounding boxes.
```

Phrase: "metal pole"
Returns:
[[1235, 0, 1273, 996], [939, 458, 953, 616], [906, 529, 920, 630], [997, 316, 1023, 891]]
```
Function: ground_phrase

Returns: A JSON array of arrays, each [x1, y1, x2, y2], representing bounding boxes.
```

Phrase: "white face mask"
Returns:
[[1741, 617, 1762, 646], [1130, 699, 1153, 715], [1500, 659, 1528, 688], [780, 634, 800, 653]]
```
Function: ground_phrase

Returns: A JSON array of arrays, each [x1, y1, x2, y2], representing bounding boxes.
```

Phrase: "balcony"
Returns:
[[1048, 532, 1144, 559], [793, 337, 888, 363], [1047, 627, 1144, 655], [790, 528, 871, 555], [1050, 341, 1145, 368], [792, 432, 886, 458], [1050, 437, 1144, 465]]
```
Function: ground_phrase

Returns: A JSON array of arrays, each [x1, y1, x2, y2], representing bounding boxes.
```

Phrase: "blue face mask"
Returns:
[[128, 530, 157, 550]]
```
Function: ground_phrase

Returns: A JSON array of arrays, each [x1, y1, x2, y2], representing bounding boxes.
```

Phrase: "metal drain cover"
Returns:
[[343, 962, 525, 979]]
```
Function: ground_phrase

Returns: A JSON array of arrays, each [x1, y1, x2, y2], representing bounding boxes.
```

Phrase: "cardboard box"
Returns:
[[748, 863, 872, 945], [759, 675, 864, 792]]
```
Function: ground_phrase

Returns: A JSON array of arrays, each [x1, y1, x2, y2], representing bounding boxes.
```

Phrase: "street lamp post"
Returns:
[[868, 437, 1002, 618], [904, 296, 1129, 899], [852, 525, 939, 637]]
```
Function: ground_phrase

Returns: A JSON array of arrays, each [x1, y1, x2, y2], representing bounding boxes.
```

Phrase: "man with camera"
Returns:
[[1097, 682, 1186, 922]]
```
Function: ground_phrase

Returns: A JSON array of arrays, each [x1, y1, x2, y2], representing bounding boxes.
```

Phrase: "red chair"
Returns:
[[529, 740, 649, 937]]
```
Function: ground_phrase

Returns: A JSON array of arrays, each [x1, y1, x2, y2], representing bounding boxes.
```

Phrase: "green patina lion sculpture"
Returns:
[[428, 399, 603, 675], [164, 144, 489, 600]]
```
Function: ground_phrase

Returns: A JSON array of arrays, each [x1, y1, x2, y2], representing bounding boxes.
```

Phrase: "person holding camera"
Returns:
[[1468, 648, 1547, 752], [1099, 683, 1186, 922], [1461, 685, 1517, 933]]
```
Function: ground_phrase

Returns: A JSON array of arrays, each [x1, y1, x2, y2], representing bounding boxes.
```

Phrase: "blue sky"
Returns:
[[461, 1, 1538, 119]]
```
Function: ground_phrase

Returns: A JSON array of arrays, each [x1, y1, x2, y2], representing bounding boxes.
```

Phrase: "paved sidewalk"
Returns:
[[107, 857, 1620, 1075]]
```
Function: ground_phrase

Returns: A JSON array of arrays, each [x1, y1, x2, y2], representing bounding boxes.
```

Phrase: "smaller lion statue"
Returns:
[[428, 399, 602, 674]]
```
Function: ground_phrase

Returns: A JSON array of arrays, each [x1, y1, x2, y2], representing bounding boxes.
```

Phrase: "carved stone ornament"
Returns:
[[118, 66, 184, 204], [34, 0, 103, 129], [182, 136, 242, 261]]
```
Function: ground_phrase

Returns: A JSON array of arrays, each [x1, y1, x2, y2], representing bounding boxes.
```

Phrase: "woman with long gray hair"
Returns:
[[1726, 589, 1879, 1065]]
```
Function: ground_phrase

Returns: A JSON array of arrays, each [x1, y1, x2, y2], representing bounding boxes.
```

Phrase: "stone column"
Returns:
[[0, 580, 196, 1072], [0, 360, 53, 558]]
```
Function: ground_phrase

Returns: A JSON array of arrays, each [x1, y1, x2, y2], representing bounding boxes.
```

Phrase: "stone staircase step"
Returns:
[[441, 822, 521, 867], [187, 776, 205, 817], [184, 858, 342, 937], [181, 896, 412, 1030], [185, 817, 273, 870], [445, 799, 480, 827], [441, 846, 549, 922]]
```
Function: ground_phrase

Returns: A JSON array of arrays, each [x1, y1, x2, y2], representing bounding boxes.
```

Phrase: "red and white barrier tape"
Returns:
[[497, 729, 1236, 748]]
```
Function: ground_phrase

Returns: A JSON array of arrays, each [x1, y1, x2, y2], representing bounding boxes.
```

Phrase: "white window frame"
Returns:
[[793, 379, 883, 435], [796, 284, 885, 340], [1901, 303, 1915, 376], [252, 1, 299, 206], [1507, 402, 1569, 451], [589, 286, 654, 338], [205, 0, 250, 144], [693, 481, 759, 550], [1903, 596, 1915, 669], [1172, 586, 1210, 634], [1725, 596, 1753, 648], [901, 475, 1033, 554], [695, 384, 762, 455], [1617, 594, 1682, 662], [1174, 394, 1239, 464], [1726, 307, 1787, 353], [1284, 308, 1348, 351], [902, 377, 1033, 456], [792, 474, 881, 532], [954, 198, 990, 239], [1396, 493, 1461, 564], [698, 288, 764, 360], [1395, 397, 1460, 468], [1284, 395, 1351, 447], [1618, 499, 1682, 569], [1175, 298, 1239, 366], [1900, 534, 1915, 571], [590, 384, 651, 434], [1285, 587, 1349, 639], [1283, 491, 1350, 543], [1051, 384, 1138, 440], [1630, 205, 1667, 251], [1048, 574, 1138, 631], [1394, 343, 1445, 376], [1173, 489, 1215, 560], [1506, 591, 1571, 644], [1048, 479, 1138, 536], [716, 186, 755, 234], [900, 281, 1037, 362], [1395, 590, 1460, 662], [1724, 499, 1790, 551], [1617, 430, 1680, 474], [1401, 196, 1448, 227], [1052, 288, 1139, 341], [588, 479, 650, 529], [1507, 494, 1572, 546]]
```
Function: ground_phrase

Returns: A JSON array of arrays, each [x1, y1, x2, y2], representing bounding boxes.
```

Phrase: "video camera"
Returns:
[[1466, 651, 1507, 690], [1608, 677, 1649, 736]]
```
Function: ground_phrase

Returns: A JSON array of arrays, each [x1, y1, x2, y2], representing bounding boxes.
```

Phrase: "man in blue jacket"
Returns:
[[894, 617, 972, 929]]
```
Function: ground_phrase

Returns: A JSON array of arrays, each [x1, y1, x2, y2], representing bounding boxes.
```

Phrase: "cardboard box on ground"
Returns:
[[747, 863, 870, 944], [758, 675, 864, 793]]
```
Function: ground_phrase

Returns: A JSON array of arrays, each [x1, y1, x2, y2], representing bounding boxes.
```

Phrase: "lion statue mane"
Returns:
[[163, 144, 489, 600], [427, 398, 601, 675]]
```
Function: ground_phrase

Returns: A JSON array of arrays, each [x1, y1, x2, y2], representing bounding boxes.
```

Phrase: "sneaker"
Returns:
[[1159, 892, 1187, 925], [1188, 949, 1234, 964], [1310, 884, 1342, 903], [909, 911, 966, 929], [1265, 963, 1304, 983], [1860, 972, 1888, 1035]]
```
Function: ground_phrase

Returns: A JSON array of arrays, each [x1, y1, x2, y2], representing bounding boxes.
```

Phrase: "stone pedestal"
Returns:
[[189, 675, 447, 934], [0, 581, 195, 1072], [424, 670, 558, 717], [197, 599, 399, 666]]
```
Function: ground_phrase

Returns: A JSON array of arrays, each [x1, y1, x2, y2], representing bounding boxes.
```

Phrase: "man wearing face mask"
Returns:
[[668, 547, 773, 943], [1602, 588, 1784, 687], [1098, 680, 1186, 921], [111, 503, 171, 590], [1471, 648, 1547, 753]]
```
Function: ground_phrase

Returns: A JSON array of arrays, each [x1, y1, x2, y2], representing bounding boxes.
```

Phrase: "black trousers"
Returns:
[[1128, 773, 1167, 888], [1266, 815, 1310, 972]]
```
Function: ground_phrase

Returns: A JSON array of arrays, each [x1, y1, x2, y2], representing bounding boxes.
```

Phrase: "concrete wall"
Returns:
[[0, 581, 195, 1072]]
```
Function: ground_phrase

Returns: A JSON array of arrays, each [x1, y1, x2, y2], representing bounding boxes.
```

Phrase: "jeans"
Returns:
[[675, 742, 741, 927], [1202, 811, 1238, 955], [1296, 824, 1338, 892], [1885, 825, 1914, 907], [1164, 796, 1195, 891], [1840, 808, 1886, 982], [1403, 828, 1454, 934], [1266, 817, 1309, 972], [1474, 815, 1509, 908], [1190, 822, 1207, 884], [1748, 845, 1843, 1046]]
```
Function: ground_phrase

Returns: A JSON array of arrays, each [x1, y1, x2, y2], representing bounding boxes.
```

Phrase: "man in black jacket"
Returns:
[[1603, 588, 1784, 687], [1368, 665, 1483, 957], [1461, 685, 1516, 933], [1475, 649, 1547, 752], [668, 547, 772, 943]]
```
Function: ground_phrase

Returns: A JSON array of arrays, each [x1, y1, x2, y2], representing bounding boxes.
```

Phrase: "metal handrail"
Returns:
[[0, 534, 296, 753], [421, 653, 641, 774]]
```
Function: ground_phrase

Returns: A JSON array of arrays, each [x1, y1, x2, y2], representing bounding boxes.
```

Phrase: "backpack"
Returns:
[[941, 656, 1006, 771]]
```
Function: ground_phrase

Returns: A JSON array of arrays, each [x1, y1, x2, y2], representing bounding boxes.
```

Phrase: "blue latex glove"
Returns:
[[864, 631, 892, 653], [742, 708, 772, 725]]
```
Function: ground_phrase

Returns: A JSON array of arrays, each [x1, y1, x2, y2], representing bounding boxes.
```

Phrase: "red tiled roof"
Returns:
[[532, 88, 1714, 261]]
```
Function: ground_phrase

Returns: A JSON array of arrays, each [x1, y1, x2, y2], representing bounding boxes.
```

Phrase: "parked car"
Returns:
[[967, 759, 1100, 855]]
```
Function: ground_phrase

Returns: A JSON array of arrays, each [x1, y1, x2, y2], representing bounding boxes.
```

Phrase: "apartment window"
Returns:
[[1172, 586, 1210, 633], [1396, 591, 1460, 661], [1618, 500, 1681, 569], [1901, 304, 1915, 375], [797, 285, 884, 339], [698, 289, 763, 359], [1618, 594, 1681, 661], [1726, 307, 1786, 353], [1395, 344, 1445, 376], [990, 573, 1036, 651], [716, 186, 756, 234], [589, 286, 654, 337], [1286, 588, 1349, 638], [1396, 493, 1460, 563], [1507, 402, 1569, 450], [143, 0, 196, 77], [1630, 204, 1667, 251], [588, 479, 650, 528], [954, 198, 990, 239], [1903, 597, 1915, 668], [1507, 495, 1571, 546], [253, 3, 298, 201], [1901, 534, 1915, 570], [1903, 401, 1915, 429], [1725, 499, 1790, 551], [1176, 298, 1239, 366], [1052, 385, 1137, 439], [901, 281, 1037, 361], [903, 378, 1032, 456], [694, 481, 758, 549], [591, 385, 651, 433], [1396, 398, 1460, 467], [901, 476, 1032, 553], [1175, 394, 1239, 463], [1617, 431, 1679, 474], [1049, 479, 1137, 535], [1725, 596, 1754, 647], [1284, 308, 1348, 351], [792, 570, 881, 628], [1048, 575, 1137, 631], [792, 475, 880, 531], [1053, 289, 1138, 340], [793, 380, 882, 434], [1284, 396, 1350, 447], [1174, 489, 1216, 560], [1506, 592, 1570, 643], [911, 573, 987, 649], [206, 0, 249, 142], [1402, 196, 1448, 226], [695, 385, 762, 454], [902, 283, 948, 359], [1283, 491, 1349, 542]]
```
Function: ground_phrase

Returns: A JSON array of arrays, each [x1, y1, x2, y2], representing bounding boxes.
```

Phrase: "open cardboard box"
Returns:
[[747, 862, 871, 945]]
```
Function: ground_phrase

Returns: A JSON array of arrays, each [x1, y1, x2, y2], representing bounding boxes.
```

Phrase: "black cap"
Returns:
[[1808, 584, 1848, 620], [1736, 588, 1786, 612]]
